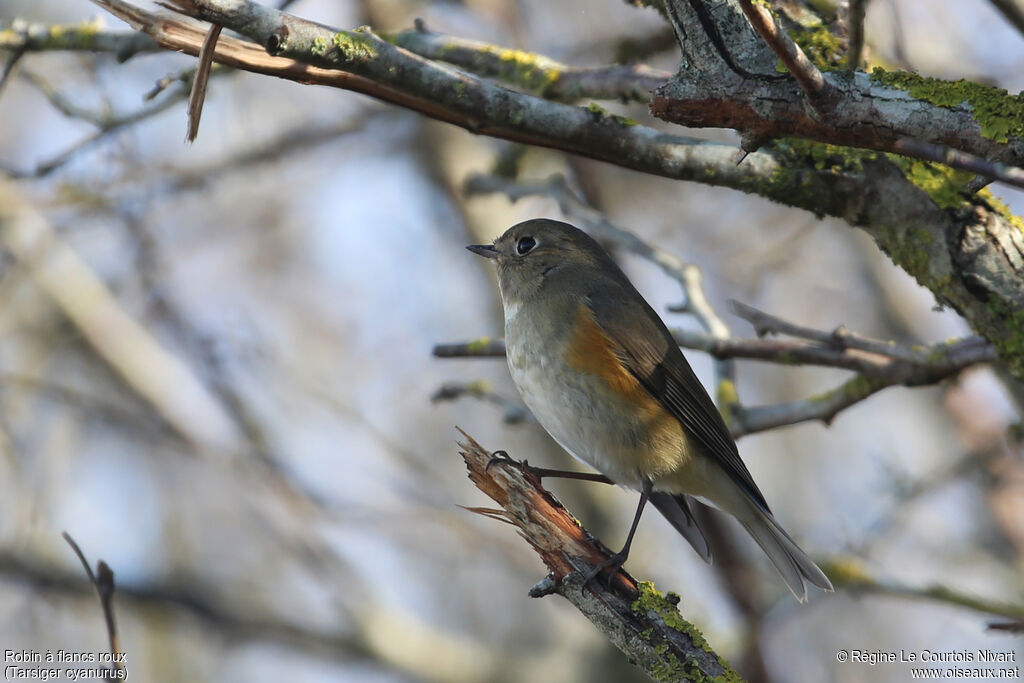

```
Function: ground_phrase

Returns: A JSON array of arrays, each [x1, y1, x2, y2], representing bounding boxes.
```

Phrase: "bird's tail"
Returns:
[[738, 503, 833, 602], [649, 492, 712, 564]]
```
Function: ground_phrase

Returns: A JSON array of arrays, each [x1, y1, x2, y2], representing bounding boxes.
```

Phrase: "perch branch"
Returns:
[[456, 429, 740, 682]]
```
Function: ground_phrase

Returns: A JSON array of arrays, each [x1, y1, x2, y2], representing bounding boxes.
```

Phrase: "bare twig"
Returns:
[[989, 0, 1024, 39], [0, 547, 500, 680], [431, 381, 531, 424], [10, 70, 190, 176], [435, 328, 994, 376], [847, 0, 869, 71], [433, 337, 505, 358], [736, 0, 839, 110], [824, 556, 1024, 621], [186, 23, 222, 142], [893, 137, 1024, 191], [19, 69, 106, 125], [62, 533, 125, 675], [456, 429, 740, 681], [988, 619, 1024, 633]]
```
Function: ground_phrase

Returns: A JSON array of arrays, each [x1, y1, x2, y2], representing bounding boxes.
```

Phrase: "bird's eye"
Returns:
[[516, 236, 537, 255]]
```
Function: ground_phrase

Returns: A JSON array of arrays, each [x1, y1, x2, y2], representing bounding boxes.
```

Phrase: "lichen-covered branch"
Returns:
[[390, 20, 670, 103], [0, 18, 157, 59], [456, 429, 741, 682], [657, 0, 1024, 166]]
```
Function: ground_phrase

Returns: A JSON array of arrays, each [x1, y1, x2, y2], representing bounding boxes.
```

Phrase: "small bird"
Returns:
[[468, 218, 832, 601]]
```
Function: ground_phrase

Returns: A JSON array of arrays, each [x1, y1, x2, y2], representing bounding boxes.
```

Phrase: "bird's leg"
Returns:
[[582, 478, 653, 589], [486, 450, 614, 484]]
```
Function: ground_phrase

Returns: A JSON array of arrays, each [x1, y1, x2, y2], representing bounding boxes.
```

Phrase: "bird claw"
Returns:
[[580, 552, 628, 593], [485, 451, 540, 480], [485, 450, 519, 472]]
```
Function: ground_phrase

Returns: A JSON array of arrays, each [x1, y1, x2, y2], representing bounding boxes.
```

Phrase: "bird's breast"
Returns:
[[504, 301, 690, 488]]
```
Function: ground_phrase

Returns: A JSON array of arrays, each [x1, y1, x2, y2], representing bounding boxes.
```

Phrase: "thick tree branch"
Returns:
[[456, 429, 741, 682], [656, 0, 1024, 168]]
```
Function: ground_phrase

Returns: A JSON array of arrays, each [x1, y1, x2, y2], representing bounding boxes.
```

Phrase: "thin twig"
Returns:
[[0, 48, 25, 95], [989, 0, 1024, 39], [846, 0, 869, 71], [11, 70, 192, 176], [433, 337, 506, 357], [431, 381, 531, 424], [186, 23, 222, 142], [893, 137, 1024, 191], [62, 532, 125, 675], [824, 555, 1024, 621], [736, 0, 839, 110]]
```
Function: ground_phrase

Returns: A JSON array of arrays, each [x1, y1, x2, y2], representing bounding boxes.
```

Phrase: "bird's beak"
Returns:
[[466, 244, 499, 258]]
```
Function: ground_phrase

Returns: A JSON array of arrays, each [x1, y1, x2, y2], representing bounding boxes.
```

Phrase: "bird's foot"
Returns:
[[485, 451, 542, 480], [581, 551, 629, 591]]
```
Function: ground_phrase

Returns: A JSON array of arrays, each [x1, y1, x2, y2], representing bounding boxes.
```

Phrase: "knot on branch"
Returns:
[[266, 25, 289, 55]]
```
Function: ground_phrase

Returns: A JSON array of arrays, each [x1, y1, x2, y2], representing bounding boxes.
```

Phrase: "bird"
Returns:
[[468, 218, 832, 601]]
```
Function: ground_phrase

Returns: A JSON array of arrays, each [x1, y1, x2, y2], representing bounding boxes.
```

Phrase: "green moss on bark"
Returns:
[[870, 68, 1024, 142]]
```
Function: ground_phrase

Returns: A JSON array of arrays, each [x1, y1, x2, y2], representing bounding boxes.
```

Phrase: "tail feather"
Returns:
[[739, 506, 833, 602], [649, 492, 712, 564]]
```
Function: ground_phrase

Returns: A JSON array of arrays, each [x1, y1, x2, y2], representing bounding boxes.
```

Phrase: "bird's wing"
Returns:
[[586, 293, 770, 513]]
